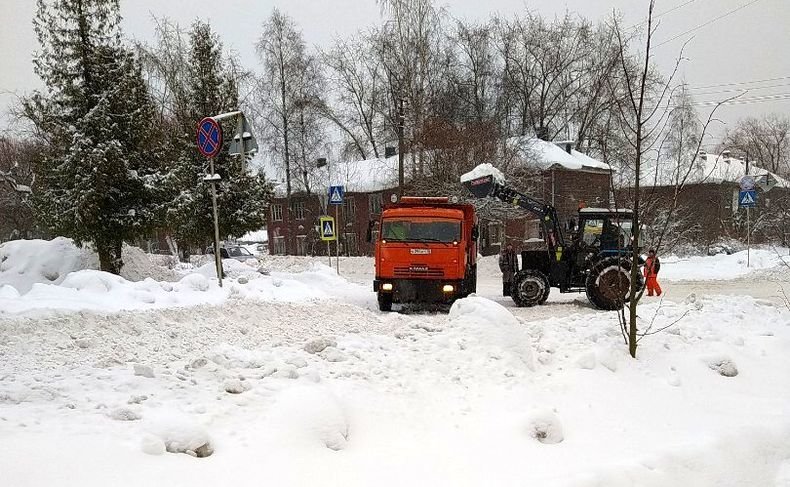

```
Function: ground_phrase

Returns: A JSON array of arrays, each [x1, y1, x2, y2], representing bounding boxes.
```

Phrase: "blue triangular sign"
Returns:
[[740, 192, 755, 205], [323, 221, 334, 237], [330, 188, 342, 204]]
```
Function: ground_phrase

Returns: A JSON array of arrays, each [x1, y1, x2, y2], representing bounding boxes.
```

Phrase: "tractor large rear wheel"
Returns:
[[585, 257, 643, 310], [512, 270, 551, 307]]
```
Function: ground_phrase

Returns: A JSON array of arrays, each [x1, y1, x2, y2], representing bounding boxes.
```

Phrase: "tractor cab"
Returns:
[[575, 208, 635, 256]]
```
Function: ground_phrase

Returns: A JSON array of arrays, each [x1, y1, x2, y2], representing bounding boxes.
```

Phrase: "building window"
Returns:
[[344, 232, 358, 256], [296, 235, 307, 256], [343, 196, 356, 222], [369, 193, 383, 215], [291, 200, 305, 220], [271, 204, 283, 222], [488, 221, 503, 245], [273, 236, 286, 255]]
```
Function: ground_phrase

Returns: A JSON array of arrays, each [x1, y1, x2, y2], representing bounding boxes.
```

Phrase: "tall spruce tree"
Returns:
[[165, 20, 270, 250], [25, 0, 165, 273]]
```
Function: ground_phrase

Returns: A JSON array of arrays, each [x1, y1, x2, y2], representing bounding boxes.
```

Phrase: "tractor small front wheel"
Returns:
[[512, 270, 551, 307]]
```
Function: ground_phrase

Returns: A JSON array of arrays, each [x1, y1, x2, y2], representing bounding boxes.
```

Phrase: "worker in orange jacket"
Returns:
[[643, 248, 662, 297]]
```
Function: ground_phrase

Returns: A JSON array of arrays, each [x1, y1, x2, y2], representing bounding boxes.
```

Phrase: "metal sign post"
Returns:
[[739, 175, 757, 268], [196, 111, 258, 286], [197, 117, 224, 287], [328, 185, 344, 274]]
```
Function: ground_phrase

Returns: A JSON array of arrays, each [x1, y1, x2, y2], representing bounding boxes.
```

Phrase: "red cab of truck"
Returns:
[[373, 196, 478, 311]]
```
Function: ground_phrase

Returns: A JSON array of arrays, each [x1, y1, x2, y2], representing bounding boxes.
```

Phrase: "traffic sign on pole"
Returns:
[[228, 113, 259, 157], [756, 173, 778, 192], [328, 185, 345, 205], [739, 175, 755, 191], [319, 216, 337, 241], [738, 190, 757, 209], [197, 117, 223, 158]]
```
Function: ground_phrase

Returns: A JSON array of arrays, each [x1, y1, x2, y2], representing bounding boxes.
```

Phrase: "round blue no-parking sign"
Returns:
[[196, 117, 223, 158]]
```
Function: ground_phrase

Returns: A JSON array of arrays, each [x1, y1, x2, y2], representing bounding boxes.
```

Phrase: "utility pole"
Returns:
[[745, 151, 750, 268], [397, 96, 405, 197]]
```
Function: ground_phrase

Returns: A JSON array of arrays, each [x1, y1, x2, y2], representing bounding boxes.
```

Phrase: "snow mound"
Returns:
[[178, 273, 211, 292], [449, 296, 535, 370], [195, 258, 262, 280], [223, 378, 251, 394], [0, 238, 97, 293], [268, 385, 350, 451], [526, 410, 564, 444], [147, 416, 214, 457], [304, 337, 337, 354], [705, 355, 739, 377], [661, 248, 789, 281], [0, 285, 20, 299], [460, 163, 505, 184], [0, 238, 177, 294], [60, 270, 126, 293]]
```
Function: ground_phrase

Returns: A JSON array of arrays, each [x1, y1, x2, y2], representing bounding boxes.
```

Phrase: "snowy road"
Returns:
[[1, 251, 789, 486]]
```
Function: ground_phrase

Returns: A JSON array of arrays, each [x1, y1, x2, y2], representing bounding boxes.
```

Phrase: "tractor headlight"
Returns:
[[442, 284, 454, 293], [381, 283, 393, 291]]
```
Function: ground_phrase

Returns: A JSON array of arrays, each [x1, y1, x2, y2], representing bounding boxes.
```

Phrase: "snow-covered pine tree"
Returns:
[[165, 20, 271, 251], [25, 0, 166, 274]]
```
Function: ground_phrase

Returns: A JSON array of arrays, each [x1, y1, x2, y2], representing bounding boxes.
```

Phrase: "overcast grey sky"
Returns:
[[2, 0, 789, 146]]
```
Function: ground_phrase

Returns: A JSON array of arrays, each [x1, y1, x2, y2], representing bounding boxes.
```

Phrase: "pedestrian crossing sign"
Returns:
[[328, 185, 344, 205], [319, 216, 336, 241], [738, 190, 757, 209]]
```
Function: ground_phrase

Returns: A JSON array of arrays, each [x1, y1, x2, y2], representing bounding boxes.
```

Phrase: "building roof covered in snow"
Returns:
[[272, 155, 400, 197], [509, 137, 611, 172], [641, 152, 789, 189], [271, 138, 609, 198]]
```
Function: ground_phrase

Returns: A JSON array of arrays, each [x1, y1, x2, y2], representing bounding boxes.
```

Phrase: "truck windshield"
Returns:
[[382, 218, 461, 243]]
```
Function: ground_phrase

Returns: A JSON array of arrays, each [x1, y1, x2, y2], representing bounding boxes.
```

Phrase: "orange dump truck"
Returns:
[[373, 197, 478, 311]]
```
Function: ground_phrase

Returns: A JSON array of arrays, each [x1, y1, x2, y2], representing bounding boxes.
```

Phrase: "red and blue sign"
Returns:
[[196, 117, 223, 158]]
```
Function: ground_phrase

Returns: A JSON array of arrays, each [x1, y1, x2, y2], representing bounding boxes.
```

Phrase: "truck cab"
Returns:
[[373, 197, 478, 311]]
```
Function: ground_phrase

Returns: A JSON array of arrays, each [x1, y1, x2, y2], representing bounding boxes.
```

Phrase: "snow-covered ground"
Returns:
[[661, 248, 790, 282], [1, 239, 789, 486]]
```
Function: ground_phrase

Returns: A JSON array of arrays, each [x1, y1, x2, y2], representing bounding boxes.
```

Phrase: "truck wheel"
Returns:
[[586, 257, 641, 310], [377, 292, 393, 312], [511, 270, 550, 307]]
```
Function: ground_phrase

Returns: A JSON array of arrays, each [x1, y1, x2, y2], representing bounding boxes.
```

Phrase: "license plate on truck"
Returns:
[[410, 248, 431, 255]]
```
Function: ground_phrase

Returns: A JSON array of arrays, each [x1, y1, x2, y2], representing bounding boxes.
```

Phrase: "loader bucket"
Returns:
[[462, 174, 496, 199]]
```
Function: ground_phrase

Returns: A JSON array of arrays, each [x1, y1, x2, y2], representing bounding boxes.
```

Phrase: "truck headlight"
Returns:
[[381, 283, 393, 291], [442, 284, 454, 293]]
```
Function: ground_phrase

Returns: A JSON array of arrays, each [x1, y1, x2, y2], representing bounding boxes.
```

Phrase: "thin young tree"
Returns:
[[609, 1, 681, 357]]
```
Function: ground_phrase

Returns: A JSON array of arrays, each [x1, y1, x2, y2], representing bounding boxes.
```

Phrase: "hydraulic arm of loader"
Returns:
[[462, 173, 565, 250]]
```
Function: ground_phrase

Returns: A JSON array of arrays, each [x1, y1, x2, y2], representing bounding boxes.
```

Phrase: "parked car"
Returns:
[[205, 245, 257, 262]]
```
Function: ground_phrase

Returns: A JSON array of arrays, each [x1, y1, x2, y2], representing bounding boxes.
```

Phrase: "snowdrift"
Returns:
[[661, 248, 790, 281], [0, 237, 177, 293]]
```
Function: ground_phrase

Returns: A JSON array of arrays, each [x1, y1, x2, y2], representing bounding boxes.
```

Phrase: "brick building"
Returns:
[[266, 139, 613, 257], [266, 157, 400, 256], [621, 151, 790, 249], [478, 138, 613, 255]]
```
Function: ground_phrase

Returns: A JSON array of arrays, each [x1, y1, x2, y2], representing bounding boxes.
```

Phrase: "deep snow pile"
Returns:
[[0, 238, 177, 293], [0, 262, 366, 315], [0, 293, 789, 486]]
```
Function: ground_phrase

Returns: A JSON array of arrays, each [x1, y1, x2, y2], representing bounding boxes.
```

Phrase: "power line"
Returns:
[[688, 93, 790, 107], [683, 75, 790, 91], [686, 82, 790, 98], [629, 0, 700, 29], [655, 0, 763, 48]]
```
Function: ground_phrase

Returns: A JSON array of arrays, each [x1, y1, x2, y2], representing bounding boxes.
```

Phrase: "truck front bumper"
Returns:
[[374, 278, 462, 303]]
